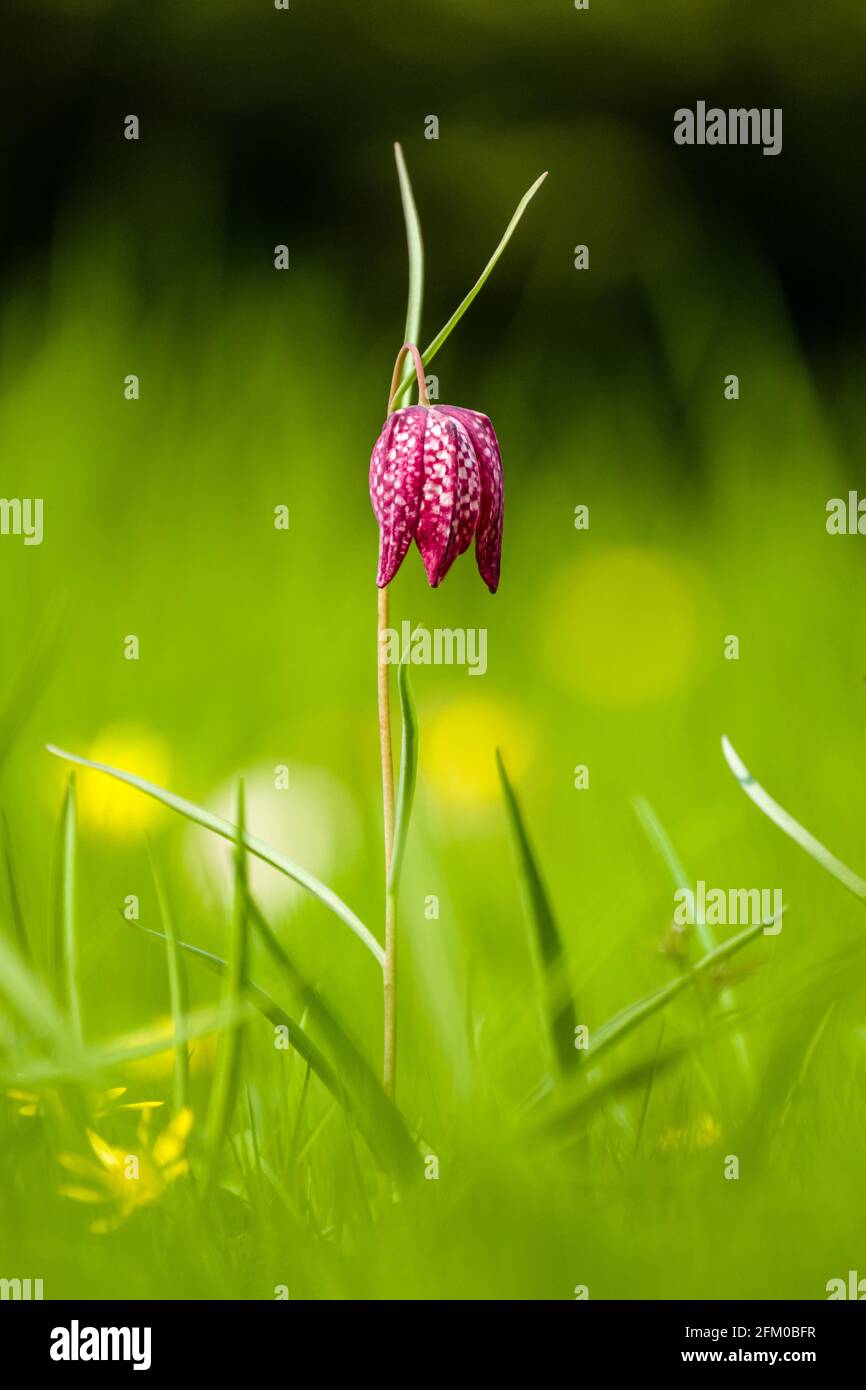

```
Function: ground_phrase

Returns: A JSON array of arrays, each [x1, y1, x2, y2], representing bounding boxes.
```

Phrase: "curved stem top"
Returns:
[[388, 343, 429, 413]]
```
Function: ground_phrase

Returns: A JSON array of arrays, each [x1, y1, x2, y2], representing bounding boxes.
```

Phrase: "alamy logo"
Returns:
[[50, 1321, 152, 1371], [674, 103, 782, 157], [826, 492, 866, 534], [0, 497, 43, 545], [826, 1270, 866, 1299], [380, 620, 487, 676], [0, 1276, 43, 1299], [674, 881, 782, 934]]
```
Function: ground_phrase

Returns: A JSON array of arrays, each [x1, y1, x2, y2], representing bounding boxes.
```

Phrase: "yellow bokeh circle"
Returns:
[[543, 548, 703, 704]]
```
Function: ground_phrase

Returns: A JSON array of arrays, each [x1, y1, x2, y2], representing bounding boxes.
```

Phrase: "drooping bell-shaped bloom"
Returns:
[[370, 402, 504, 592]]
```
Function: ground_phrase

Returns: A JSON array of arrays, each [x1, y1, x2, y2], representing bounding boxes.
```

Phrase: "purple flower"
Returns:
[[370, 403, 504, 592]]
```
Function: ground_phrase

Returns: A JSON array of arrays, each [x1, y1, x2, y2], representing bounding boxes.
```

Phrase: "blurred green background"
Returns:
[[1, 0, 866, 1300]]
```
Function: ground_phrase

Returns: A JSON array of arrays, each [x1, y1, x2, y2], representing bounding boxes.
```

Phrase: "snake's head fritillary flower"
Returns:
[[435, 405, 504, 594], [369, 347, 504, 593]]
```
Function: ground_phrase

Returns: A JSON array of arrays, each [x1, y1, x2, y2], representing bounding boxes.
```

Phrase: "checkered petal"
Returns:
[[415, 411, 481, 588], [369, 406, 427, 587], [437, 406, 503, 593]]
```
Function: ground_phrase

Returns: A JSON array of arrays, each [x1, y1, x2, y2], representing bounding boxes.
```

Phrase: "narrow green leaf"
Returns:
[[496, 749, 578, 1074], [1, 812, 31, 961], [590, 919, 770, 1064], [388, 659, 419, 892], [540, 1001, 763, 1142], [148, 844, 189, 1113], [1, 1002, 250, 1088], [394, 141, 424, 398], [45, 743, 384, 967], [633, 794, 753, 1081], [205, 780, 249, 1194], [130, 915, 418, 1180], [392, 170, 548, 407], [722, 735, 866, 902], [542, 1040, 690, 1143], [248, 895, 417, 1178], [0, 602, 65, 775], [0, 929, 70, 1047], [58, 773, 82, 1043], [633, 797, 693, 924]]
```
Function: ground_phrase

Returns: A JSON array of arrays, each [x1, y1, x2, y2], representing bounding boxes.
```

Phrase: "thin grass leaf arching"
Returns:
[[148, 843, 190, 1113], [722, 734, 866, 903], [205, 780, 250, 1196], [497, 749, 579, 1075], [633, 794, 754, 1082], [391, 170, 548, 408], [1, 812, 31, 962], [55, 773, 82, 1044], [128, 914, 418, 1180], [394, 141, 424, 403], [388, 659, 419, 894], [45, 743, 384, 966]]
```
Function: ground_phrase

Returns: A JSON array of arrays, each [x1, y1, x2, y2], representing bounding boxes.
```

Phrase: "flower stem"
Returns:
[[388, 342, 429, 413], [377, 341, 428, 1100], [377, 583, 397, 1097]]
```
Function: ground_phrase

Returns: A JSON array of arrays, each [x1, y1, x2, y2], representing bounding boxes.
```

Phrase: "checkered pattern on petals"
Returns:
[[415, 411, 480, 587], [369, 402, 502, 591], [436, 406, 504, 594], [369, 406, 427, 587]]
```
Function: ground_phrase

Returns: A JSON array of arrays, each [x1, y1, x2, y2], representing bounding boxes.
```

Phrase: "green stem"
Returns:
[[378, 585, 397, 1098], [378, 341, 428, 1099]]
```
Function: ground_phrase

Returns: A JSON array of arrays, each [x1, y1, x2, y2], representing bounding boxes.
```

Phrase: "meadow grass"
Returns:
[[1, 223, 865, 1299]]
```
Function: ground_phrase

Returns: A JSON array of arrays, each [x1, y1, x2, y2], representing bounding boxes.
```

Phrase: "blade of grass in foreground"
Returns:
[[497, 749, 578, 1074], [1, 812, 31, 961], [148, 844, 189, 1113], [45, 743, 384, 967], [391, 170, 548, 408], [540, 999, 764, 1143], [722, 735, 866, 902], [130, 916, 418, 1179], [0, 601, 65, 775], [633, 795, 753, 1082], [53, 774, 82, 1043], [394, 141, 424, 400], [246, 895, 417, 1176], [0, 929, 70, 1048], [2, 1002, 250, 1088], [388, 660, 418, 893], [205, 781, 249, 1196], [589, 918, 770, 1064]]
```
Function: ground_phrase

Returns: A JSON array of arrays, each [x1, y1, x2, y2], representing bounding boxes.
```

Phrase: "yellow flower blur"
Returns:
[[75, 723, 172, 838], [424, 696, 531, 810], [59, 1107, 193, 1233]]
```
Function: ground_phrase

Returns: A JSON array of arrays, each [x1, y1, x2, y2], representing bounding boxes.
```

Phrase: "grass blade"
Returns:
[[722, 734, 866, 902], [247, 895, 417, 1178], [129, 915, 418, 1179], [1, 812, 31, 961], [633, 795, 753, 1081], [0, 930, 70, 1047], [0, 602, 65, 775], [387, 659, 418, 893], [394, 141, 424, 398], [45, 743, 384, 967], [148, 844, 189, 1112], [392, 170, 548, 407], [590, 919, 771, 1064], [205, 780, 249, 1194], [496, 749, 578, 1074], [54, 773, 82, 1043], [2, 1002, 250, 1088], [633, 796, 697, 941]]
